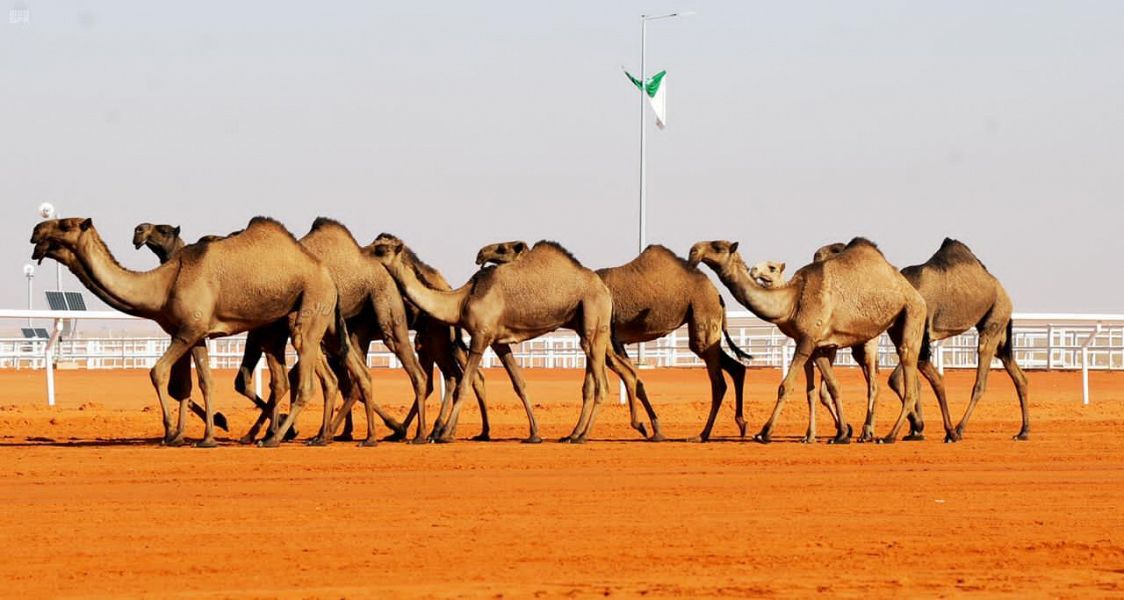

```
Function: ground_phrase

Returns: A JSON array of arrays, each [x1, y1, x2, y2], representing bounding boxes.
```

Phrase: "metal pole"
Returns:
[[26, 276, 33, 327], [56, 263, 61, 291], [636, 16, 648, 368]]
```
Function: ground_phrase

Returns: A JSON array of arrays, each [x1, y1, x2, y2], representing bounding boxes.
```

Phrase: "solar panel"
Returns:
[[64, 292, 87, 311], [21, 328, 35, 339], [35, 328, 49, 339], [45, 291, 67, 311]]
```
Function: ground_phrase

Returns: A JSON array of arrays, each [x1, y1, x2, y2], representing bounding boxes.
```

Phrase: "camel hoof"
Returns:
[[433, 436, 455, 444], [1013, 431, 1030, 441], [521, 436, 543, 444], [408, 436, 428, 446], [687, 435, 705, 443], [944, 431, 961, 443], [569, 435, 588, 445], [903, 433, 926, 442], [237, 435, 256, 446], [195, 438, 218, 448], [358, 438, 379, 448], [470, 433, 492, 442], [558, 436, 573, 443], [257, 438, 281, 448], [162, 436, 186, 447], [282, 427, 299, 442], [382, 431, 406, 442], [877, 436, 896, 445], [648, 432, 667, 442], [213, 412, 230, 432], [828, 435, 851, 445], [632, 423, 649, 438], [306, 437, 330, 447], [753, 432, 772, 445], [856, 434, 873, 444], [737, 422, 747, 439]]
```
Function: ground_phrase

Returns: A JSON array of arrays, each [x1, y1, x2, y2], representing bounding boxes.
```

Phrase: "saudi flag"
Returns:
[[625, 69, 668, 129]]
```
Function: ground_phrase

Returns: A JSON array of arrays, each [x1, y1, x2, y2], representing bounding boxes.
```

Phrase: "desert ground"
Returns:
[[0, 366, 1122, 598]]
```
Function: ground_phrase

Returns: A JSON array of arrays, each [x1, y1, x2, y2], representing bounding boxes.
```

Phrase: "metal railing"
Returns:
[[1, 309, 1121, 406]]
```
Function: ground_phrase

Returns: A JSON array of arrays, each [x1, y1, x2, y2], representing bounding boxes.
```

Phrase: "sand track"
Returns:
[[1, 367, 1122, 598]]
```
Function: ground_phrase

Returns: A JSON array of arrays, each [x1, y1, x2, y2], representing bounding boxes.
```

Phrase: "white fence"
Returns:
[[2, 309, 1122, 406]]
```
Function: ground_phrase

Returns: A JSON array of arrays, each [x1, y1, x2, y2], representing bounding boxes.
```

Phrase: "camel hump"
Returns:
[[532, 240, 583, 267], [844, 237, 880, 251], [929, 238, 987, 271], [310, 216, 348, 233]]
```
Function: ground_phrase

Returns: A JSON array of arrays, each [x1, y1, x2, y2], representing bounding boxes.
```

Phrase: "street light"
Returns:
[[36, 202, 61, 291], [23, 264, 35, 327], [637, 11, 694, 256], [635, 11, 693, 370]]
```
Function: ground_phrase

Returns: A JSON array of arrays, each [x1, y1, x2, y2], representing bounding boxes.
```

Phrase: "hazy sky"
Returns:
[[3, 1, 1122, 320]]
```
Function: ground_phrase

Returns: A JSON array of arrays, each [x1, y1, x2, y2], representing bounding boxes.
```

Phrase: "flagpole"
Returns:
[[636, 15, 648, 370]]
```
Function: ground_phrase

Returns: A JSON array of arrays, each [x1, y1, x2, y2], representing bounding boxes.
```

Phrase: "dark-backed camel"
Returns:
[[476, 241, 754, 442], [370, 237, 613, 443], [689, 238, 927, 444], [890, 238, 1030, 441], [31, 217, 345, 447]]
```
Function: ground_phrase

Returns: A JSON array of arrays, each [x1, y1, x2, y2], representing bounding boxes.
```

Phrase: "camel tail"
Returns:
[[918, 328, 932, 363], [997, 318, 1015, 359], [719, 297, 754, 362], [610, 331, 628, 359], [453, 326, 469, 353]]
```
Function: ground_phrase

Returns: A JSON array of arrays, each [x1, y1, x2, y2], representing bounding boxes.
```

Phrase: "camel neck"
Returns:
[[384, 259, 467, 326], [150, 238, 185, 264], [74, 228, 176, 316], [716, 256, 797, 324], [60, 256, 140, 315]]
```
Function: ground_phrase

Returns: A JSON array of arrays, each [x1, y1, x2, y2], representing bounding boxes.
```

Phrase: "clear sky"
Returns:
[[3, 1, 1122, 317]]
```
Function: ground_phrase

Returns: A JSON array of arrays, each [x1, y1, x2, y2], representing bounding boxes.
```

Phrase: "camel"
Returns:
[[752, 239, 1031, 442], [890, 239, 1030, 441], [133, 223, 296, 443], [476, 241, 754, 442], [369, 237, 613, 443], [689, 238, 927, 444], [344, 233, 490, 442], [748, 246, 894, 443], [31, 217, 344, 447]]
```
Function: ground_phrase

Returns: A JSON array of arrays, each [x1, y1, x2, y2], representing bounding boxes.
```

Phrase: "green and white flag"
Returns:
[[625, 69, 668, 129]]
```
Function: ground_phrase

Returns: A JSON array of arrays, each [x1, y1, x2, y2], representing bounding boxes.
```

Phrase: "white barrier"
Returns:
[[2, 309, 1122, 406]]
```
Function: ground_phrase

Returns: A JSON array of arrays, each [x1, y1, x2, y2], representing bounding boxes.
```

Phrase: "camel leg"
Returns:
[[887, 363, 929, 440], [755, 342, 813, 443], [997, 330, 1030, 440], [953, 324, 1004, 441], [689, 326, 729, 443], [193, 345, 219, 447], [328, 333, 369, 441], [718, 350, 748, 438], [801, 358, 818, 444], [815, 348, 841, 432], [149, 337, 196, 445], [815, 354, 851, 444], [563, 337, 598, 443], [576, 326, 612, 442], [607, 347, 658, 440], [438, 340, 487, 443], [853, 343, 881, 443], [384, 332, 429, 445], [438, 335, 490, 441], [880, 310, 925, 444], [396, 346, 435, 440], [493, 343, 541, 444], [260, 332, 324, 447]]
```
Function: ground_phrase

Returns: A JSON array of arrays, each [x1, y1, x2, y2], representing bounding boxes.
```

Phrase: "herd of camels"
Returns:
[[28, 216, 1030, 448]]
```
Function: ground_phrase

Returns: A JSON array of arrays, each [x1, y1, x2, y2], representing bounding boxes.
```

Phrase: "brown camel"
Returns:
[[31, 217, 344, 447], [132, 223, 296, 443], [369, 237, 613, 443], [748, 245, 893, 443], [476, 241, 754, 442], [889, 238, 1030, 441], [689, 238, 927, 444], [353, 233, 491, 442], [753, 239, 1031, 442]]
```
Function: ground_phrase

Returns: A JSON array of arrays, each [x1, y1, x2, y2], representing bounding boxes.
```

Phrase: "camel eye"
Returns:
[[497, 247, 507, 254]]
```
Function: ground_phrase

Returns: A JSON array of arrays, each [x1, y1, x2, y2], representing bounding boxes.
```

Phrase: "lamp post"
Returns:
[[636, 11, 692, 368], [23, 264, 35, 327], [37, 202, 61, 291]]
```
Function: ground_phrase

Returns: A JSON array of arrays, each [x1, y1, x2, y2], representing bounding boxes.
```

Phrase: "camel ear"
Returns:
[[780, 262, 786, 272], [729, 241, 739, 253], [172, 226, 181, 237], [80, 218, 93, 231]]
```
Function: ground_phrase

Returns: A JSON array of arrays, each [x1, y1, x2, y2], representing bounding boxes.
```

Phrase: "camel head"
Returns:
[[749, 261, 786, 288], [132, 223, 180, 250], [813, 242, 846, 263], [30, 218, 93, 263], [475, 241, 528, 266], [366, 234, 406, 266], [687, 240, 740, 269]]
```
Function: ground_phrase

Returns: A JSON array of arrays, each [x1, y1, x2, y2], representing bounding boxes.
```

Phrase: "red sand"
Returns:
[[1, 366, 1122, 598]]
